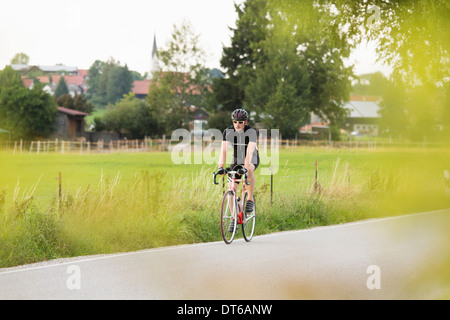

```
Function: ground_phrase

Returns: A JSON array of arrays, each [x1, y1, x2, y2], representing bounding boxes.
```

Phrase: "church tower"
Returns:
[[148, 34, 160, 79]]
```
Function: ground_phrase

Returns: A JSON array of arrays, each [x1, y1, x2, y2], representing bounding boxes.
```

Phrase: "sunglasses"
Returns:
[[233, 121, 245, 124]]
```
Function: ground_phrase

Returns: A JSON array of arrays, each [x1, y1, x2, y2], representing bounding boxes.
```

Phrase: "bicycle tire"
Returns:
[[242, 193, 256, 242], [221, 190, 237, 244]]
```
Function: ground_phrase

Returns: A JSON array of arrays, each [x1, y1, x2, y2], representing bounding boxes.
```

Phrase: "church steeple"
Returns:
[[148, 33, 160, 79]]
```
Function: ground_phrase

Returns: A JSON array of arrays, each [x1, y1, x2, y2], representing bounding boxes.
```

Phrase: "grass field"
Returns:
[[1, 146, 449, 268]]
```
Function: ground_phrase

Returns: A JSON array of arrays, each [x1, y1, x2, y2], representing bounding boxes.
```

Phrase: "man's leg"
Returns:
[[245, 163, 256, 202]]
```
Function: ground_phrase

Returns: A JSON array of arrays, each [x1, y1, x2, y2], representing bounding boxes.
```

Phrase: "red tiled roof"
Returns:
[[78, 69, 88, 78], [37, 76, 51, 83], [132, 77, 211, 96], [52, 75, 85, 86], [22, 78, 34, 88], [300, 122, 329, 132], [132, 80, 152, 95], [57, 107, 89, 116]]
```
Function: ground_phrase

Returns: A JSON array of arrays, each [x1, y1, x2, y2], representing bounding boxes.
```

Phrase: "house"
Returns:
[[131, 72, 211, 98], [51, 107, 89, 139], [21, 76, 34, 89], [132, 79, 152, 99], [42, 82, 84, 97], [12, 64, 79, 76], [299, 122, 330, 139], [18, 65, 89, 97], [40, 73, 88, 96], [342, 96, 381, 136], [302, 96, 382, 137], [12, 64, 78, 75]]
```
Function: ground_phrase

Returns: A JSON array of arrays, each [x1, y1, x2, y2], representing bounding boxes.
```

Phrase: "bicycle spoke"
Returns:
[[221, 190, 237, 244], [242, 193, 256, 242]]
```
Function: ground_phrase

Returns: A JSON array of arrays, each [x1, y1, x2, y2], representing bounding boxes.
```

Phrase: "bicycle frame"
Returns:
[[227, 173, 247, 225], [214, 167, 249, 223]]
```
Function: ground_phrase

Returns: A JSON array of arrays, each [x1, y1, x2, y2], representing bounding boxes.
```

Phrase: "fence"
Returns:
[[2, 137, 165, 154], [0, 137, 447, 154]]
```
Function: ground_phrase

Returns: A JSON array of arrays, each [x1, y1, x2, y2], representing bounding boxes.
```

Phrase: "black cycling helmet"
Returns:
[[231, 109, 248, 121]]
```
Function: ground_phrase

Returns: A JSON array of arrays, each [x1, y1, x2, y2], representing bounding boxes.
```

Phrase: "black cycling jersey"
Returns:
[[222, 125, 259, 169]]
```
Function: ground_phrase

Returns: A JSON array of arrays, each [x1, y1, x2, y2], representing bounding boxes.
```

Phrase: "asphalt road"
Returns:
[[1, 209, 449, 300]]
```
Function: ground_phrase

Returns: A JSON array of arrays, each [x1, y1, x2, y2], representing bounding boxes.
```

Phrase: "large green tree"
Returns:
[[0, 67, 57, 139], [213, 0, 269, 112], [87, 59, 134, 106], [214, 0, 353, 138]]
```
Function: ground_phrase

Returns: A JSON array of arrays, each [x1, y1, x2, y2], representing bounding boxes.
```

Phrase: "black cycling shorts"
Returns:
[[230, 153, 260, 174], [230, 154, 259, 183]]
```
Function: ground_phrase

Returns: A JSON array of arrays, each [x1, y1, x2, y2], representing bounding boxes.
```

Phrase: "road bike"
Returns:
[[213, 165, 256, 244]]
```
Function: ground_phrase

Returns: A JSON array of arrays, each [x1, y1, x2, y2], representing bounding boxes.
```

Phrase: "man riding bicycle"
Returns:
[[217, 109, 259, 214]]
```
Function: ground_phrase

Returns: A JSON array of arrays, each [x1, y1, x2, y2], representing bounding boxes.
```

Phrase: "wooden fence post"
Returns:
[[314, 160, 319, 192], [270, 166, 273, 205]]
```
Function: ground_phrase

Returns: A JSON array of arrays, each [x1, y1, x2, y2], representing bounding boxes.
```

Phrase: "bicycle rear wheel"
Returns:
[[242, 193, 256, 242], [221, 190, 237, 244]]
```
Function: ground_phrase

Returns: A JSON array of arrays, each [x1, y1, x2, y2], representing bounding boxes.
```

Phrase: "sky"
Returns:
[[0, 0, 391, 77]]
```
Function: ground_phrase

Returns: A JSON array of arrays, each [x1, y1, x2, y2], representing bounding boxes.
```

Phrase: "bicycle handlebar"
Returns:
[[213, 171, 220, 185], [213, 166, 250, 185]]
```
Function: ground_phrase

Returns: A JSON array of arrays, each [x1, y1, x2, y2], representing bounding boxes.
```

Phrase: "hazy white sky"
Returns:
[[0, 0, 391, 76]]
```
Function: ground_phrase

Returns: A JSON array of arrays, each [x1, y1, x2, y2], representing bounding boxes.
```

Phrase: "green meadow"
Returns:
[[1, 146, 449, 268]]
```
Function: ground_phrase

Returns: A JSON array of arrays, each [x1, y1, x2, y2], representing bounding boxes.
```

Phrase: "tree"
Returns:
[[0, 66, 23, 91], [214, 0, 269, 112], [158, 20, 206, 76], [56, 93, 94, 114], [86, 59, 134, 106], [377, 76, 409, 139], [326, 0, 450, 140], [10, 53, 30, 65], [330, 0, 449, 86], [102, 93, 157, 138], [147, 20, 208, 135], [106, 64, 134, 105], [352, 72, 390, 96], [0, 85, 57, 139], [146, 80, 172, 135], [86, 60, 104, 105], [216, 0, 353, 138], [54, 76, 69, 98]]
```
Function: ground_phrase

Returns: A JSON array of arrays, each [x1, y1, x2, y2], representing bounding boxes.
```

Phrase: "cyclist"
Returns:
[[217, 109, 259, 215]]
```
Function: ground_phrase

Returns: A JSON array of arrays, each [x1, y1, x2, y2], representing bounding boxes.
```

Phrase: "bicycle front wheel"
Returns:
[[242, 194, 256, 242], [221, 190, 237, 244]]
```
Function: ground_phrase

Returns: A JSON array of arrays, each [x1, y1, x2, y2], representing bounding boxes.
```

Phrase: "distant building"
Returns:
[[342, 96, 381, 136], [132, 79, 152, 99], [147, 34, 160, 80], [301, 96, 382, 137], [12, 64, 78, 75], [51, 107, 89, 139], [17, 65, 89, 97]]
